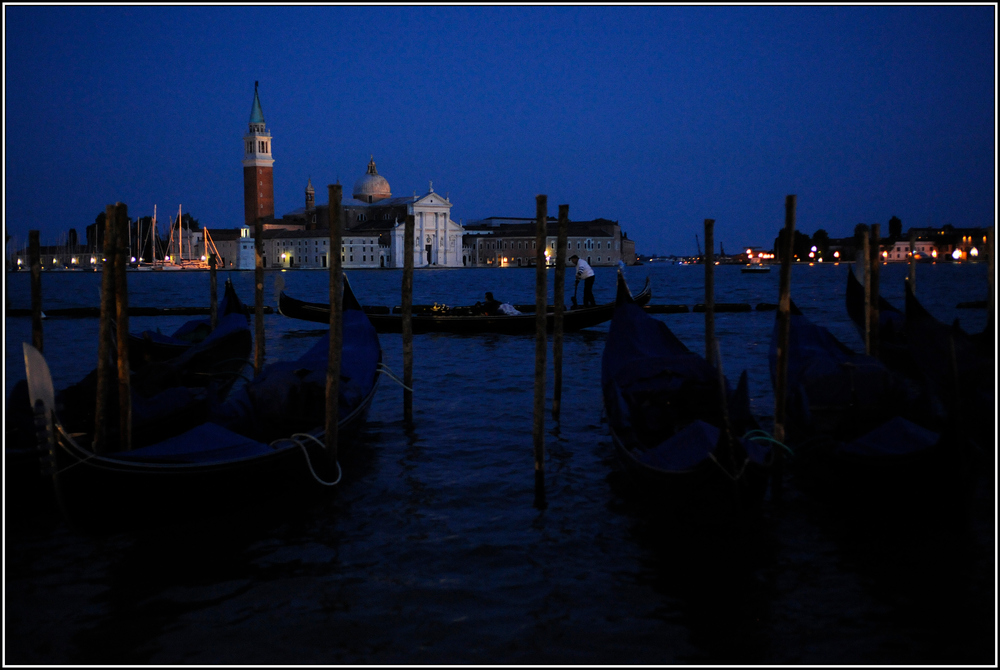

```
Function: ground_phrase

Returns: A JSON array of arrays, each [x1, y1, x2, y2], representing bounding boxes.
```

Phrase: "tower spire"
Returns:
[[249, 82, 265, 125]]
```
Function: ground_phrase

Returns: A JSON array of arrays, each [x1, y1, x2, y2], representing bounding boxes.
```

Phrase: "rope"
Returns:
[[270, 432, 342, 486], [707, 451, 751, 482], [47, 424, 100, 476], [377, 362, 413, 392], [742, 429, 794, 456]]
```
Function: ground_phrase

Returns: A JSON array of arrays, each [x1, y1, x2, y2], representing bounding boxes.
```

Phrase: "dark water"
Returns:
[[4, 263, 995, 664]]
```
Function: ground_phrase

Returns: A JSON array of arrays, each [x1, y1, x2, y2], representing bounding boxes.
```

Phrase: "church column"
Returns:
[[418, 212, 425, 267]]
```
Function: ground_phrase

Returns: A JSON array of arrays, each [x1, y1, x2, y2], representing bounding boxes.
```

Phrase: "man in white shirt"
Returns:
[[570, 255, 596, 307]]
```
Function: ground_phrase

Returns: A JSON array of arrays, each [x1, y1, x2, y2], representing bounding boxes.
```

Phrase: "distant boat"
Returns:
[[741, 259, 771, 274], [279, 278, 652, 335]]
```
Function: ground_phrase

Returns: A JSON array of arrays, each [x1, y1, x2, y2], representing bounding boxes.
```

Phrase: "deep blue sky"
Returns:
[[4, 5, 995, 255]]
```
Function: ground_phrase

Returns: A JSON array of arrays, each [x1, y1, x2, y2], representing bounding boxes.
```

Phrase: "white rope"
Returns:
[[707, 452, 751, 482], [377, 362, 413, 392], [42, 424, 99, 476], [270, 432, 342, 486]]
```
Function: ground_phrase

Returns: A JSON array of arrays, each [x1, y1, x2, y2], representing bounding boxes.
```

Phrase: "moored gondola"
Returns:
[[844, 265, 914, 373], [278, 277, 652, 334], [127, 277, 252, 371], [770, 300, 976, 513], [601, 272, 772, 520], [23, 275, 382, 528], [900, 279, 994, 456], [844, 266, 993, 457]]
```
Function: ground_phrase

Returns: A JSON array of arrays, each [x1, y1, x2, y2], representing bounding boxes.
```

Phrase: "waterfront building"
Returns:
[[221, 83, 467, 269], [213, 159, 466, 270], [462, 217, 637, 267], [278, 161, 466, 268], [891, 225, 990, 262]]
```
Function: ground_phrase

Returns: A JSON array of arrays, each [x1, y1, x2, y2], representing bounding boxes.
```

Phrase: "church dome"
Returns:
[[353, 156, 391, 203]]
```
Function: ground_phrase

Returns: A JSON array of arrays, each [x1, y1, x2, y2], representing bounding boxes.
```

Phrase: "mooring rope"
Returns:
[[377, 362, 413, 392], [742, 429, 794, 457], [270, 432, 342, 487], [707, 452, 751, 482], [47, 424, 100, 476]]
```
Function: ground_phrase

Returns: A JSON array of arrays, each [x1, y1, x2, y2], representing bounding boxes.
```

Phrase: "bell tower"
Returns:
[[242, 81, 274, 228]]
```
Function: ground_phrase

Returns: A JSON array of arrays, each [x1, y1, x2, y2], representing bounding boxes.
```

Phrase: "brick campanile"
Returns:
[[242, 81, 274, 227]]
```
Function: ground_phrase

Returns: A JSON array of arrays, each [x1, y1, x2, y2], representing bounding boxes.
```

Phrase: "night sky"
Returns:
[[4, 5, 995, 256]]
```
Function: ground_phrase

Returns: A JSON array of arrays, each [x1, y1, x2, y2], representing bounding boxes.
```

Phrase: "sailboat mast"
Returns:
[[152, 205, 157, 262], [178, 204, 183, 263]]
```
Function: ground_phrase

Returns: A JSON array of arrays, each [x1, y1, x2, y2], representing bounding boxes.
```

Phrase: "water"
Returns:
[[3, 263, 995, 664]]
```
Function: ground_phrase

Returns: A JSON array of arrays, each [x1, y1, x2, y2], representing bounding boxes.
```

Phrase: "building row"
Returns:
[[9, 82, 638, 273], [212, 83, 638, 271]]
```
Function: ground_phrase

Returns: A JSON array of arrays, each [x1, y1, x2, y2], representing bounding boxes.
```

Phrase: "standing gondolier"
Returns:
[[570, 255, 596, 307]]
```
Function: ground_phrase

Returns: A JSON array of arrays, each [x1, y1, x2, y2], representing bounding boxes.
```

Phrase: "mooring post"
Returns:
[[551, 204, 569, 421], [861, 230, 871, 355], [908, 229, 917, 296], [93, 207, 118, 454], [987, 227, 995, 338], [325, 185, 344, 468], [28, 230, 42, 354], [772, 194, 797, 502], [111, 203, 132, 450], [254, 215, 265, 375], [533, 196, 548, 501], [704, 218, 716, 369], [402, 214, 415, 424], [869, 224, 881, 358], [209, 252, 218, 331]]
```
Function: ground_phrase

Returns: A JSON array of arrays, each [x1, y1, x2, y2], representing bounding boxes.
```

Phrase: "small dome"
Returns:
[[353, 156, 391, 202]]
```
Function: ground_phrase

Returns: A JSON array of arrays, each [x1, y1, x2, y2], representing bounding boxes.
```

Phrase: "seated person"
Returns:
[[483, 292, 502, 315], [473, 292, 522, 316]]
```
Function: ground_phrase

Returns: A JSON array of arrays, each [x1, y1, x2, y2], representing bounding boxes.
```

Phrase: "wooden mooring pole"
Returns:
[[254, 215, 265, 375], [551, 204, 569, 421], [987, 227, 995, 337], [402, 214, 415, 424], [112, 203, 132, 450], [861, 229, 871, 355], [704, 219, 716, 368], [209, 253, 218, 331], [28, 230, 42, 354], [325, 185, 344, 468], [908, 229, 917, 296], [93, 208, 118, 454], [869, 223, 881, 358], [772, 194, 797, 502], [533, 196, 548, 504]]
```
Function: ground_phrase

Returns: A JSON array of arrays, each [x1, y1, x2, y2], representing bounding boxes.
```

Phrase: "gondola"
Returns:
[[22, 275, 381, 526], [7, 280, 254, 455], [769, 301, 974, 511], [900, 279, 994, 455], [128, 277, 252, 371], [5, 279, 255, 515], [277, 277, 652, 335], [601, 272, 772, 519], [844, 265, 912, 372], [845, 267, 993, 454]]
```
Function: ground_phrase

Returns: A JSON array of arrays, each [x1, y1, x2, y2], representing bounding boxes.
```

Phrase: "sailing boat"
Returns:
[[156, 205, 184, 270]]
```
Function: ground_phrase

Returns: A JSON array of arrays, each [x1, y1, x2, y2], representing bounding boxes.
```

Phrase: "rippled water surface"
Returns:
[[4, 263, 995, 664]]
